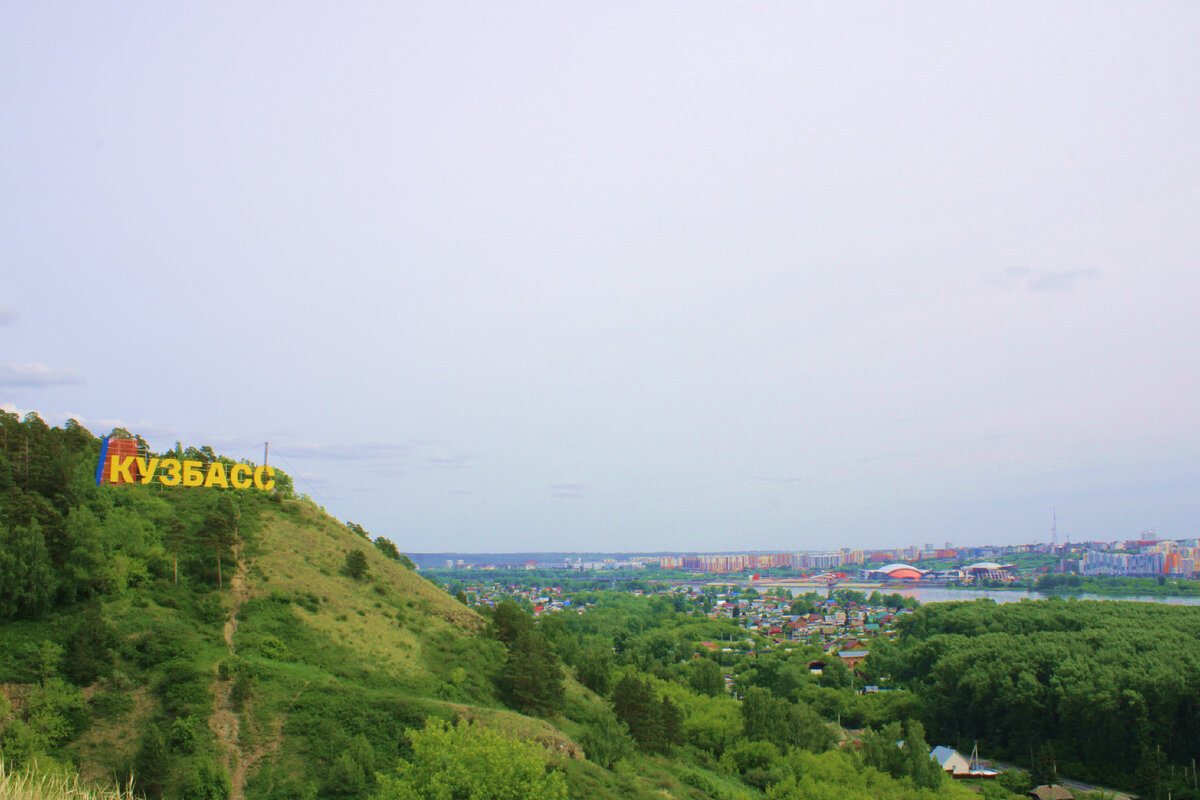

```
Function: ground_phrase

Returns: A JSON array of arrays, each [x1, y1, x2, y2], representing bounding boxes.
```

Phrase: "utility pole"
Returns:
[[264, 441, 269, 466]]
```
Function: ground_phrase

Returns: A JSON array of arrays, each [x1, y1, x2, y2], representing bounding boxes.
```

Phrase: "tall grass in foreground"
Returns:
[[0, 762, 141, 800]]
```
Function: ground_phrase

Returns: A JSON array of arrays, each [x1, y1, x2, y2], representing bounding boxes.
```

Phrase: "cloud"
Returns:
[[985, 267, 1101, 292], [0, 362, 84, 387], [82, 416, 177, 440], [423, 453, 473, 470], [752, 476, 802, 483], [288, 472, 332, 492], [274, 440, 413, 460], [549, 482, 587, 498], [0, 307, 16, 325]]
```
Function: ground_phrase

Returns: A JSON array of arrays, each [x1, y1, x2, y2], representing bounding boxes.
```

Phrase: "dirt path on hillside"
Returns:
[[209, 542, 252, 800], [241, 681, 309, 797], [223, 547, 247, 651]]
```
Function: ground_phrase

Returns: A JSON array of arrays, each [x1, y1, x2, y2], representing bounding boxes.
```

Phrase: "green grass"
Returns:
[[4, 495, 613, 800]]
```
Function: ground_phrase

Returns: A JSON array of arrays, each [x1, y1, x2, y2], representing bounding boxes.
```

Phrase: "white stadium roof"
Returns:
[[876, 563, 925, 574]]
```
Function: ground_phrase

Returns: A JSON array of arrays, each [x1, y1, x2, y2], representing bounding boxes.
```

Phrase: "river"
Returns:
[[761, 584, 1200, 605], [891, 586, 1200, 605]]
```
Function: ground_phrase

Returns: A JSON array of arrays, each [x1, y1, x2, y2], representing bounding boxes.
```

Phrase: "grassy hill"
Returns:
[[0, 414, 604, 799], [2, 414, 1023, 800], [0, 416, 727, 800], [1, 482, 586, 799]]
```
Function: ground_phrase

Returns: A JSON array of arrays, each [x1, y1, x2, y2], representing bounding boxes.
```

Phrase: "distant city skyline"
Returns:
[[4, 3, 1198, 552]]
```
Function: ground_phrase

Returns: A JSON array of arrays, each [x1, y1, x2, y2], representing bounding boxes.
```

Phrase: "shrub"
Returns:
[[180, 757, 230, 800], [373, 720, 568, 800], [230, 671, 255, 713], [256, 635, 292, 661], [679, 770, 718, 795], [344, 551, 368, 581], [156, 661, 209, 718]]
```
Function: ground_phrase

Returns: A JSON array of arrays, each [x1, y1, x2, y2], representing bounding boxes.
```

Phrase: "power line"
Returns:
[[269, 451, 348, 525]]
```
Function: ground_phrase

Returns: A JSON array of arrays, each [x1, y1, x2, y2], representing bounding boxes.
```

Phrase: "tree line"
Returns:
[[0, 410, 296, 623]]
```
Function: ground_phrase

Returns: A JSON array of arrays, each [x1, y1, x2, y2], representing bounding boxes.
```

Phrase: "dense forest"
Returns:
[[1, 411, 1194, 799], [876, 598, 1200, 797]]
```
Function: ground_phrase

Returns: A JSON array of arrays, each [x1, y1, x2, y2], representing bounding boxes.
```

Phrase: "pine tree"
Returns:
[[202, 496, 238, 588], [133, 724, 172, 799], [487, 600, 533, 646], [65, 602, 112, 685], [611, 675, 661, 751], [659, 696, 683, 751], [498, 628, 564, 716]]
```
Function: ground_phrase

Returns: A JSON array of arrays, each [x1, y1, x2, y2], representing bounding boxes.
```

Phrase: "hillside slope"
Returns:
[[3, 485, 575, 799], [212, 498, 497, 800], [0, 413, 589, 800]]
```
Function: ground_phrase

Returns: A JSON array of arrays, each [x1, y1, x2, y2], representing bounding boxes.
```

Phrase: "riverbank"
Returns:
[[942, 579, 1200, 599], [719, 580, 1200, 606]]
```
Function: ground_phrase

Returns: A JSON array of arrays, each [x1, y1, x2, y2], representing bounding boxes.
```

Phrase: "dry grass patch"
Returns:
[[0, 762, 141, 800], [69, 686, 155, 786], [247, 507, 482, 683]]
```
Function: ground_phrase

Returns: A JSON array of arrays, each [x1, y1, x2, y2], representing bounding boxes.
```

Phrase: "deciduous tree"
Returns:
[[0, 521, 54, 620], [372, 719, 568, 800]]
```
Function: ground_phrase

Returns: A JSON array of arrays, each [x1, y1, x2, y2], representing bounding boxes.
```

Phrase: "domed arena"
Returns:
[[867, 563, 926, 581]]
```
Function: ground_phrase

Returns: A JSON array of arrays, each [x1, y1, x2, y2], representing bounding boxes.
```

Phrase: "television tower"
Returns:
[[1051, 507, 1057, 552]]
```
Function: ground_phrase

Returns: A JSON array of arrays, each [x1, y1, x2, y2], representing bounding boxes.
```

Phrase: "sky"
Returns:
[[3, 2, 1198, 553]]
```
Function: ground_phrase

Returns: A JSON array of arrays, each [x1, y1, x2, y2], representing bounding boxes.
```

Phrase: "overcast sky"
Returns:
[[3, 2, 1198, 553]]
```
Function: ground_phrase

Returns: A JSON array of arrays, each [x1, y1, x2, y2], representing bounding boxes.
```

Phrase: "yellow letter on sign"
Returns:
[[254, 465, 275, 491], [137, 458, 159, 485], [182, 460, 204, 487], [109, 456, 135, 485], [230, 464, 252, 490], [205, 462, 229, 489], [161, 459, 182, 486]]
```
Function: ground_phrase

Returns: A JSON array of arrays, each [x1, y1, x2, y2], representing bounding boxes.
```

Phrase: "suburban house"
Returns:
[[930, 746, 973, 777], [837, 649, 869, 669]]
